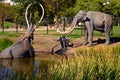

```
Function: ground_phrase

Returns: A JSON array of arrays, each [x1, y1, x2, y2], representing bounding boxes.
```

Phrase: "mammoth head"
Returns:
[[22, 3, 44, 41], [56, 10, 86, 34], [77, 10, 87, 21], [25, 3, 44, 29]]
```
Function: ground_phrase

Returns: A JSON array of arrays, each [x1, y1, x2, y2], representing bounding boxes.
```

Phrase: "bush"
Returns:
[[0, 38, 13, 52]]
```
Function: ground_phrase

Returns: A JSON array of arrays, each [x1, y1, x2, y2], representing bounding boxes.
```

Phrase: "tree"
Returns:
[[42, 0, 76, 27], [73, 0, 106, 13], [0, 3, 14, 32], [72, 0, 120, 26], [13, 0, 120, 26], [104, 0, 120, 26], [13, 0, 44, 26]]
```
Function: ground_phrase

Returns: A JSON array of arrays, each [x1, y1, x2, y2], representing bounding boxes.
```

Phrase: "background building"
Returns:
[[0, 0, 15, 5]]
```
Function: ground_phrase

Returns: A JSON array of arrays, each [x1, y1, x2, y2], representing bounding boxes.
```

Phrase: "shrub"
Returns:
[[0, 38, 13, 52]]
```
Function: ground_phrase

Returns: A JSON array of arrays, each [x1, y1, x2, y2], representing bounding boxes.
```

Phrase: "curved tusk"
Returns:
[[56, 16, 78, 34], [38, 3, 44, 24], [25, 3, 44, 28], [65, 24, 76, 33], [25, 3, 32, 28], [56, 24, 76, 34]]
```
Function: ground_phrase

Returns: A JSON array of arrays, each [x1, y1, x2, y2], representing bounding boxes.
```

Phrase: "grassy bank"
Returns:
[[0, 26, 120, 38], [37, 45, 120, 80], [0, 45, 119, 80], [0, 26, 120, 80], [0, 38, 13, 52], [4, 21, 13, 28]]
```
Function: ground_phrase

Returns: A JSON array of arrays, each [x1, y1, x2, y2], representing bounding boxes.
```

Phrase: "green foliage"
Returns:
[[0, 3, 14, 29], [0, 3, 14, 18], [0, 38, 13, 52], [4, 21, 13, 28], [14, 0, 45, 25], [0, 27, 119, 80], [0, 32, 21, 37], [1, 45, 119, 80], [0, 0, 120, 26], [112, 26, 120, 37], [104, 0, 120, 16]]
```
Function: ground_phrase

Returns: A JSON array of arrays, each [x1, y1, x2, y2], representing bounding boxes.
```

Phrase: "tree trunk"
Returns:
[[15, 17, 18, 33], [16, 21, 18, 33], [117, 13, 120, 26], [46, 17, 49, 35], [55, 15, 59, 30], [1, 17, 4, 33]]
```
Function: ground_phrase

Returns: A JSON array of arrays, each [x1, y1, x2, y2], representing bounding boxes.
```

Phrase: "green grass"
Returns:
[[0, 38, 13, 52], [39, 26, 120, 39], [112, 26, 120, 37], [0, 26, 120, 80], [0, 26, 119, 38], [35, 45, 120, 80], [2, 45, 119, 80], [0, 32, 21, 37], [4, 21, 13, 28], [0, 26, 119, 52], [0, 32, 22, 52]]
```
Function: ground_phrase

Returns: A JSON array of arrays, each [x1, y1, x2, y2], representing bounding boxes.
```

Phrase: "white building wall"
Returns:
[[0, 0, 15, 5]]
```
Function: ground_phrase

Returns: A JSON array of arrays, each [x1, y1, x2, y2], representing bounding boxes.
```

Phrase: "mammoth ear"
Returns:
[[82, 14, 87, 21]]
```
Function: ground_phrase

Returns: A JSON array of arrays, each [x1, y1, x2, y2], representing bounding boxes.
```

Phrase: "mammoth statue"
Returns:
[[0, 3, 44, 59], [57, 10, 113, 46], [0, 26, 36, 59]]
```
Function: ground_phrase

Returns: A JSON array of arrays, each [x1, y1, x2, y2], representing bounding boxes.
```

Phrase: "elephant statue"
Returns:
[[57, 10, 113, 46], [0, 3, 44, 59]]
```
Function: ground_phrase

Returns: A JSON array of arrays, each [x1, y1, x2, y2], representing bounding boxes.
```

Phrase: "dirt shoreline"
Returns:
[[32, 35, 120, 56]]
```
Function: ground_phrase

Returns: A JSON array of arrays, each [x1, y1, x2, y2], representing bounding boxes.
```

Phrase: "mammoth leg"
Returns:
[[29, 46, 35, 57], [10, 49, 13, 58], [86, 22, 93, 46], [83, 28, 88, 45], [106, 32, 110, 45], [105, 24, 112, 45]]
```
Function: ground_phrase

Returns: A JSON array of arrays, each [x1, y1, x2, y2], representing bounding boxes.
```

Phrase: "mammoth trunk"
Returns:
[[56, 16, 78, 34], [65, 16, 78, 33]]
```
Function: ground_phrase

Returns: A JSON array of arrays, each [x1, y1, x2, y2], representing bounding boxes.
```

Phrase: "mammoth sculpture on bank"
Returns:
[[0, 3, 44, 59], [57, 10, 113, 46]]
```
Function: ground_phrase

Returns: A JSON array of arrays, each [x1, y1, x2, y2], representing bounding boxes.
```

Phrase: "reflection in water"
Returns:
[[0, 58, 35, 80], [0, 58, 54, 80], [0, 56, 53, 80]]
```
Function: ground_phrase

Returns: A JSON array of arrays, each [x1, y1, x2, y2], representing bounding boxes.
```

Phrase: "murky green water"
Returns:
[[0, 54, 63, 79]]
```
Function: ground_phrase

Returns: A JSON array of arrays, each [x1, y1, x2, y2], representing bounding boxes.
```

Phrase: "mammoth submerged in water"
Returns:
[[0, 3, 44, 59]]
